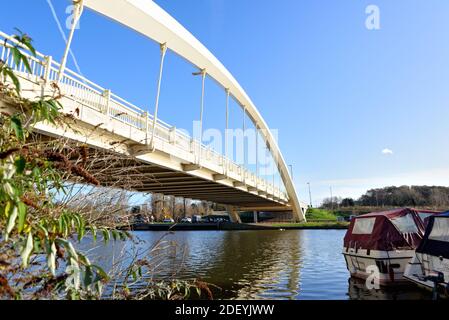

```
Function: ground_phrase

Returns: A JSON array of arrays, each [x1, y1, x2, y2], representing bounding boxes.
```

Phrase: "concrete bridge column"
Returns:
[[226, 205, 241, 223]]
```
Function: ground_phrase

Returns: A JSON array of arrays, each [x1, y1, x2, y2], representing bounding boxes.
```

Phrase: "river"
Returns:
[[80, 229, 431, 300]]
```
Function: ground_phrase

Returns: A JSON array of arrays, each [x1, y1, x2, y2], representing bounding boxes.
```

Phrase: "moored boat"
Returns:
[[342, 208, 440, 286], [404, 212, 449, 298]]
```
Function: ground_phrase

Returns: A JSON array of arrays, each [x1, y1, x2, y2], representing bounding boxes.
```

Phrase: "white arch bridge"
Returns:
[[0, 0, 307, 222]]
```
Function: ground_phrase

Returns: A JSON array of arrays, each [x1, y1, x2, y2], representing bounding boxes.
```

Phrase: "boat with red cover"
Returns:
[[343, 208, 440, 285]]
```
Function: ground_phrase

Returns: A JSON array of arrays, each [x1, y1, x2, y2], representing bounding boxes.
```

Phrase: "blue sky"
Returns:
[[1, 0, 449, 205]]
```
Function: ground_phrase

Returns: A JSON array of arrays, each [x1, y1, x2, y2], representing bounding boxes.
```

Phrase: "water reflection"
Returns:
[[78, 230, 431, 300], [347, 277, 431, 300]]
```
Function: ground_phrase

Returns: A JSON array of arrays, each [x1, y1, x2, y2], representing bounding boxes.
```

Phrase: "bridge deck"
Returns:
[[32, 133, 286, 210], [92, 157, 286, 208], [0, 28, 302, 219]]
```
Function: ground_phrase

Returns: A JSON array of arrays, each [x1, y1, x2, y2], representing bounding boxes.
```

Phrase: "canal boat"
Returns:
[[404, 212, 449, 298], [343, 208, 440, 286]]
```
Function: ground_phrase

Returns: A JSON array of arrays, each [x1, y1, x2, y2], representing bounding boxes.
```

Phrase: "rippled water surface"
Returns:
[[81, 230, 431, 300]]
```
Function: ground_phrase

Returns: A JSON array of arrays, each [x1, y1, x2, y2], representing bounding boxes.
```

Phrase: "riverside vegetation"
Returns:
[[0, 30, 211, 300]]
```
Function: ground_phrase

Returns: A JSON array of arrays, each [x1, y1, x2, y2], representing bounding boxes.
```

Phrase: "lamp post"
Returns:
[[330, 186, 333, 211], [307, 182, 313, 208]]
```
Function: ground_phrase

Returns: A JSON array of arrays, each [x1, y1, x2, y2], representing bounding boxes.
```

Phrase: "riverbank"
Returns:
[[264, 221, 349, 229], [123, 221, 349, 231]]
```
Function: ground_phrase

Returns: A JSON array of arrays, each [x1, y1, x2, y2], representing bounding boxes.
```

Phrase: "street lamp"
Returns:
[[307, 182, 313, 208]]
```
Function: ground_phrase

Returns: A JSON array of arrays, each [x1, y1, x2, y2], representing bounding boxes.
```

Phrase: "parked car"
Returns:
[[162, 218, 175, 223], [181, 217, 192, 223], [133, 214, 146, 224]]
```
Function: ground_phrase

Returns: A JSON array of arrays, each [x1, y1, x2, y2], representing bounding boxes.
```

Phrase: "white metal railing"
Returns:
[[0, 30, 288, 202]]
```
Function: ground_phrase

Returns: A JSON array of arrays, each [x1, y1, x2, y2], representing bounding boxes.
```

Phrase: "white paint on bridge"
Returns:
[[0, 0, 307, 221]]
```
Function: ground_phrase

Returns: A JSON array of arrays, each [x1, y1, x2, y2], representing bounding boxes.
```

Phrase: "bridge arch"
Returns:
[[0, 0, 306, 221], [76, 0, 306, 222]]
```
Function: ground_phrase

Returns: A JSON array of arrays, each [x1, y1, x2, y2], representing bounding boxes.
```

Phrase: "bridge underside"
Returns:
[[33, 133, 287, 211], [90, 157, 286, 209], [1, 73, 296, 219]]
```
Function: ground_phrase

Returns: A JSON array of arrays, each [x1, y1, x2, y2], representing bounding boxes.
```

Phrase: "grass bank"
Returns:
[[267, 221, 349, 229], [261, 208, 349, 229], [306, 208, 339, 221]]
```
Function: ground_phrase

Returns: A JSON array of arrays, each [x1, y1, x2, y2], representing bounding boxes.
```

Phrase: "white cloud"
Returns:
[[381, 148, 393, 155]]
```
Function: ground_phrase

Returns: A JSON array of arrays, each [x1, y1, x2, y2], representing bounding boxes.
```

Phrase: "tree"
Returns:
[[341, 198, 355, 207], [356, 185, 449, 208], [321, 197, 341, 210]]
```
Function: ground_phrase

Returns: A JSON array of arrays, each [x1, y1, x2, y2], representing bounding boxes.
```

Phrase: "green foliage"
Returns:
[[0, 30, 204, 301], [119, 279, 211, 300], [358, 186, 449, 208], [306, 208, 337, 221], [0, 29, 35, 95], [0, 30, 131, 300]]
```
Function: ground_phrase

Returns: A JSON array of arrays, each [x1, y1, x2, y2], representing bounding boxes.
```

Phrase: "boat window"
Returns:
[[418, 212, 434, 222], [390, 214, 418, 234], [429, 218, 449, 242], [352, 218, 376, 234]]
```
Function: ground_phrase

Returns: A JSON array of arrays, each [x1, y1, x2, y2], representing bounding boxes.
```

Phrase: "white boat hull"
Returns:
[[404, 253, 449, 297], [343, 247, 415, 286]]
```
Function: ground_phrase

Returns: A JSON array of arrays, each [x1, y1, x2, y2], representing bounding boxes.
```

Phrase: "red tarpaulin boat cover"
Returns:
[[344, 208, 440, 251]]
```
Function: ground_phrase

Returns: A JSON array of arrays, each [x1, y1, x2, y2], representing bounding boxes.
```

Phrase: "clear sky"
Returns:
[[1, 0, 449, 205]]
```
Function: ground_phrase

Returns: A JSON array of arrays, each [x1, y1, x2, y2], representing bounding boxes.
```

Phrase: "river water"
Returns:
[[81, 229, 431, 300]]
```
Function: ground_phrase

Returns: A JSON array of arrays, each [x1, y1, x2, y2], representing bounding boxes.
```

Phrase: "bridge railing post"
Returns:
[[103, 89, 111, 116], [221, 155, 227, 176], [169, 126, 176, 145], [190, 139, 198, 163], [142, 111, 149, 144], [43, 55, 53, 83], [239, 165, 245, 185]]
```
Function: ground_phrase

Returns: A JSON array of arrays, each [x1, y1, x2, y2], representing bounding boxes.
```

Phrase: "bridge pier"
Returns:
[[226, 205, 241, 224]]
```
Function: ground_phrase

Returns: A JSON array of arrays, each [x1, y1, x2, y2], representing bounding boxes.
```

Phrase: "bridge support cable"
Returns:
[[242, 105, 246, 166], [264, 143, 268, 194], [199, 69, 206, 164], [57, 0, 84, 83], [224, 88, 230, 176], [192, 68, 207, 165], [242, 105, 247, 184], [255, 124, 259, 188], [149, 42, 168, 149]]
